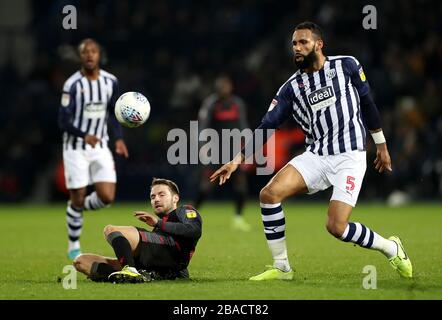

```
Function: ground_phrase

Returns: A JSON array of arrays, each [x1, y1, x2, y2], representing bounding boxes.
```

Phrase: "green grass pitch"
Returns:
[[0, 202, 441, 300]]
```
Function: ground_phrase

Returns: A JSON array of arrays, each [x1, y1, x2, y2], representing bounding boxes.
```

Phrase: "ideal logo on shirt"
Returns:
[[307, 86, 336, 112], [84, 102, 106, 119]]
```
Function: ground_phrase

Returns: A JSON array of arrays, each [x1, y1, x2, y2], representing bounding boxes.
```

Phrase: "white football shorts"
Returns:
[[288, 150, 367, 207], [63, 147, 117, 189]]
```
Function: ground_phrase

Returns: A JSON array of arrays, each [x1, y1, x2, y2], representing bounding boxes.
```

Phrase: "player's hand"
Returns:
[[374, 143, 392, 173], [85, 134, 99, 148], [134, 211, 158, 227], [115, 139, 129, 158], [209, 161, 239, 185]]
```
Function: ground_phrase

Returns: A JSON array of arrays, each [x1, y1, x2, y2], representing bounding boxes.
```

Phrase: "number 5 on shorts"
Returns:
[[346, 176, 355, 191]]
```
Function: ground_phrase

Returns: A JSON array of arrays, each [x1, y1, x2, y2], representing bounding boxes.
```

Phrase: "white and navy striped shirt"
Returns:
[[59, 69, 122, 150], [261, 55, 370, 156]]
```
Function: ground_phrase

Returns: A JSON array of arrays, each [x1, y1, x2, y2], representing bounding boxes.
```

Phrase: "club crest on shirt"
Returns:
[[326, 68, 336, 80]]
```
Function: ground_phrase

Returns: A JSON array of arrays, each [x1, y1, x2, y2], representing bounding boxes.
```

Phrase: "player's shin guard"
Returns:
[[260, 202, 291, 272], [340, 222, 397, 258], [66, 204, 83, 251], [106, 231, 136, 267], [84, 191, 109, 211]]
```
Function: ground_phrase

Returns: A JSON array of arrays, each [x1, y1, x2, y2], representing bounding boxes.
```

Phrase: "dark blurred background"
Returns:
[[0, 0, 440, 204]]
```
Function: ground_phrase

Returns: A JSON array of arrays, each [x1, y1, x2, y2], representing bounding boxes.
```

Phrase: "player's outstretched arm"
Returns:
[[210, 80, 292, 185], [155, 207, 202, 239], [210, 153, 243, 185]]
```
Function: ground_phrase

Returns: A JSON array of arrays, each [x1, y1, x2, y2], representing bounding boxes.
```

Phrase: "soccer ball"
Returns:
[[114, 92, 151, 128]]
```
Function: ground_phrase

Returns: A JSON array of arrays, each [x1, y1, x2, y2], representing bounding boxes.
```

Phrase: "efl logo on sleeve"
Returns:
[[359, 67, 366, 81], [186, 210, 197, 218], [61, 93, 70, 107]]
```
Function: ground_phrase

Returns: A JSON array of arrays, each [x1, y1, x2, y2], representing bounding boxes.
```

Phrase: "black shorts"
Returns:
[[134, 228, 180, 272]]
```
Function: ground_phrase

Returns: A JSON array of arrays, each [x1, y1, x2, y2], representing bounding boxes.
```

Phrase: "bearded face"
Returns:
[[294, 46, 318, 70]]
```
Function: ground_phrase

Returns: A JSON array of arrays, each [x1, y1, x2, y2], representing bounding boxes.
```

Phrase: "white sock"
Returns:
[[68, 240, 80, 251], [371, 234, 398, 258], [269, 239, 291, 272], [260, 202, 291, 272]]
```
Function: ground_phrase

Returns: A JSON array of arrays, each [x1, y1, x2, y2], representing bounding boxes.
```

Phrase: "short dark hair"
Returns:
[[151, 178, 180, 196], [77, 38, 108, 65], [294, 21, 323, 40], [77, 38, 101, 54]]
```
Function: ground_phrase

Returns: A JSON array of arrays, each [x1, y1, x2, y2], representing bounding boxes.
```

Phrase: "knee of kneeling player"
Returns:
[[259, 187, 281, 204], [103, 224, 116, 238], [326, 220, 346, 238]]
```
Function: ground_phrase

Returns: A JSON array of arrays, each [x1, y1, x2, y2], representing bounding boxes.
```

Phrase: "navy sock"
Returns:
[[107, 232, 135, 267]]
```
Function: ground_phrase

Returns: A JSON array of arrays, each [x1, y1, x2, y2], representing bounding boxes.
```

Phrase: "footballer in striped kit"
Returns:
[[58, 38, 129, 260], [211, 22, 412, 280]]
